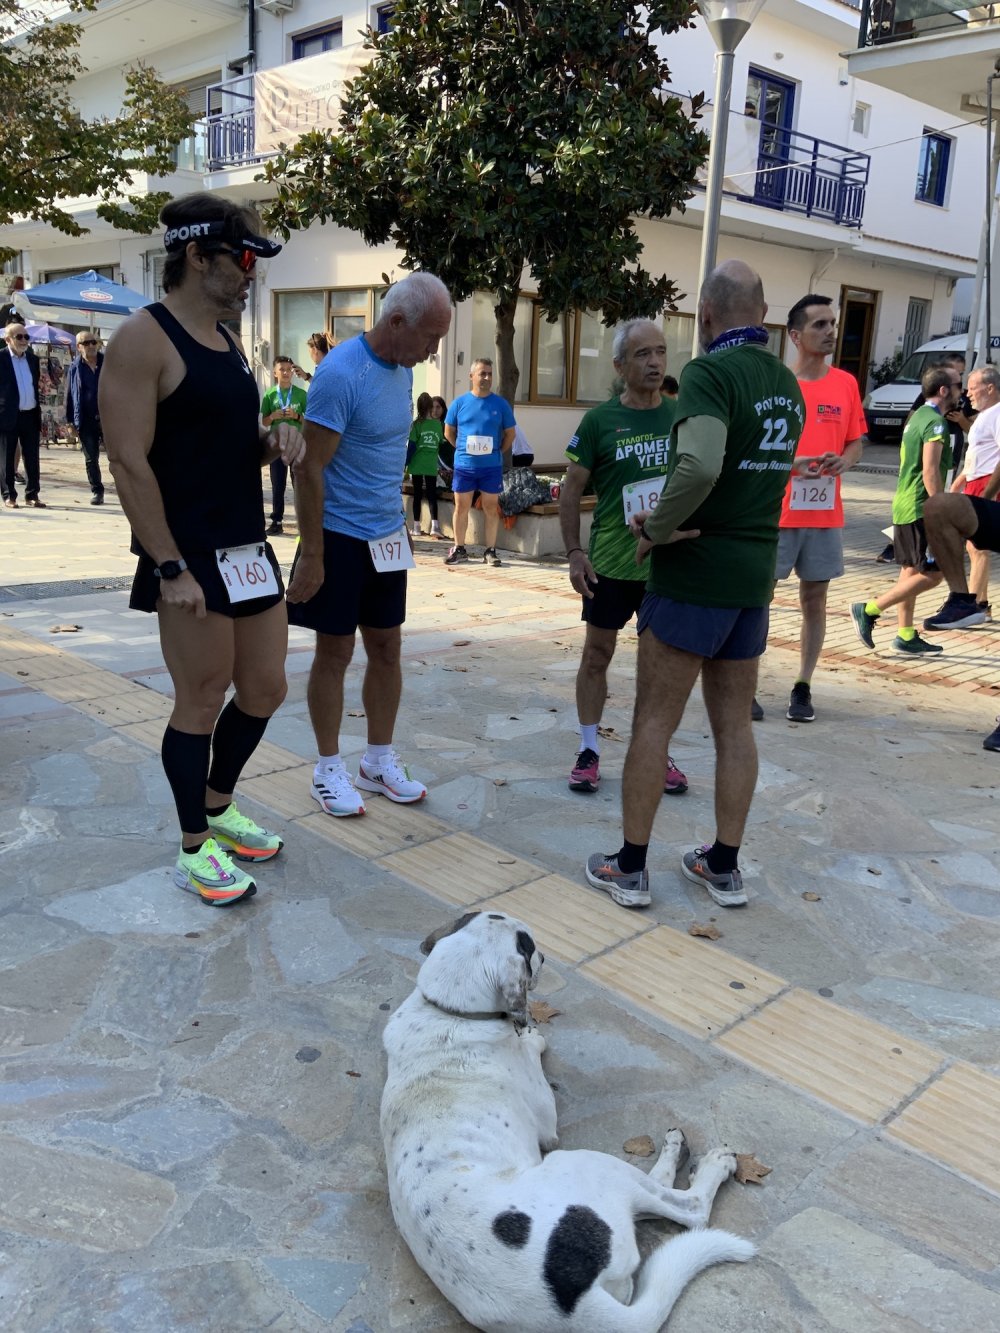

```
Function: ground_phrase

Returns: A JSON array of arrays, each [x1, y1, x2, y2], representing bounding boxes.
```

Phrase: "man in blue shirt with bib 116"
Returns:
[[443, 357, 516, 567]]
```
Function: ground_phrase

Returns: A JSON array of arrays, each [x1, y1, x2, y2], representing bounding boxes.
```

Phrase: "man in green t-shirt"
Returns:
[[585, 260, 812, 913], [560, 319, 687, 798], [850, 363, 959, 656], [261, 355, 307, 535]]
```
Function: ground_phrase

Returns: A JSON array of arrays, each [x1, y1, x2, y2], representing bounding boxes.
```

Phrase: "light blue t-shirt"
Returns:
[[445, 391, 515, 471], [305, 334, 413, 541]]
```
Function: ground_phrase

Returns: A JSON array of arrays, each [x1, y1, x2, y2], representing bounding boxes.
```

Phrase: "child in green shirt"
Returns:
[[406, 391, 444, 538], [261, 355, 307, 535]]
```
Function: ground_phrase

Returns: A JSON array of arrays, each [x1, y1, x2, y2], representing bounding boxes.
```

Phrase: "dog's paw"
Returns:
[[663, 1128, 687, 1154], [690, 1148, 738, 1181]]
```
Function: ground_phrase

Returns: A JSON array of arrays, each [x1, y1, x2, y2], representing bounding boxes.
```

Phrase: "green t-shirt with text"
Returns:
[[565, 396, 676, 581], [408, 417, 443, 476], [649, 344, 805, 607], [892, 404, 952, 525], [261, 383, 308, 432]]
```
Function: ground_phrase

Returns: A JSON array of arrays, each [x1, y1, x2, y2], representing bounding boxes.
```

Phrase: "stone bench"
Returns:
[[403, 482, 596, 558]]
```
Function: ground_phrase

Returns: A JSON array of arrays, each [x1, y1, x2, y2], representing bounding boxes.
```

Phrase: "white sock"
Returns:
[[316, 754, 344, 776], [579, 723, 599, 752], [364, 743, 392, 767]]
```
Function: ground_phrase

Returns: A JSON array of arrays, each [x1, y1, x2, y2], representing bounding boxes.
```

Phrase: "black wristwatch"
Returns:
[[154, 558, 188, 580]]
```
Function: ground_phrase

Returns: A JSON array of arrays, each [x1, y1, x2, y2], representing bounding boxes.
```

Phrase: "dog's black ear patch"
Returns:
[[420, 911, 481, 955], [492, 1209, 532, 1248], [515, 930, 536, 973], [488, 912, 505, 920], [543, 1205, 612, 1314]]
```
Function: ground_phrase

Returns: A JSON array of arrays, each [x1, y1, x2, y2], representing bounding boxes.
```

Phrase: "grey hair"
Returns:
[[380, 271, 450, 325], [612, 319, 660, 364], [973, 363, 1000, 391]]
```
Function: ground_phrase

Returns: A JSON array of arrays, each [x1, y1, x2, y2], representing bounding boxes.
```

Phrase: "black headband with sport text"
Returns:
[[162, 219, 282, 259]]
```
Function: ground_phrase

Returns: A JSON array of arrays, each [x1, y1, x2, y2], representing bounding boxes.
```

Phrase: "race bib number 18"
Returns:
[[622, 474, 668, 526], [788, 475, 836, 512], [215, 543, 280, 603], [369, 526, 416, 573]]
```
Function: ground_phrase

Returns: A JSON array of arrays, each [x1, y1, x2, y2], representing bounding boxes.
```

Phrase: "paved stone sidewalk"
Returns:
[[1, 453, 999, 1331]]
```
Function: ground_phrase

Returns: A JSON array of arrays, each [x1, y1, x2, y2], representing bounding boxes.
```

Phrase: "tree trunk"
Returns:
[[493, 295, 521, 407]]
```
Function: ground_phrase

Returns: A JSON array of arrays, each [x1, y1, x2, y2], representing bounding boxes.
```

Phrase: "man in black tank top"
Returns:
[[99, 193, 305, 907]]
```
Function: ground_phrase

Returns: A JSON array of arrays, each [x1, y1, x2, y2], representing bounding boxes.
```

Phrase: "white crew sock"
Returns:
[[316, 753, 344, 776], [363, 742, 392, 768], [579, 723, 599, 753]]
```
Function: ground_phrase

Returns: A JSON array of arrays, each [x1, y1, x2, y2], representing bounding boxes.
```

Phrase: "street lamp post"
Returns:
[[692, 0, 766, 357]]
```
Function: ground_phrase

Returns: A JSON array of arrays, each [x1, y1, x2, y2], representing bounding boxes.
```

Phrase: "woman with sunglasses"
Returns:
[[292, 331, 331, 383], [100, 193, 304, 909]]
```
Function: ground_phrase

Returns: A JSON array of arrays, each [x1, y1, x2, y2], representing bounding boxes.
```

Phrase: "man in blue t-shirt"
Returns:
[[287, 271, 453, 817], [443, 358, 516, 566]]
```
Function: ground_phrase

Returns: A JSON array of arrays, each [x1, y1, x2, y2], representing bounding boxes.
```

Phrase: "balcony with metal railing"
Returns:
[[728, 119, 870, 228], [205, 76, 258, 173], [859, 1, 1000, 47]]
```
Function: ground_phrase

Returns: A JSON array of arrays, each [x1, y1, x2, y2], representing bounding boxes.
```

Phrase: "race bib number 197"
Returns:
[[369, 526, 416, 573], [622, 474, 668, 526], [215, 543, 280, 603]]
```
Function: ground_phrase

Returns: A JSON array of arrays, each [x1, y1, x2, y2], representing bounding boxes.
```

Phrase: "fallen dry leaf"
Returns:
[[597, 725, 624, 742], [443, 666, 468, 672], [802, 891, 822, 902], [345, 1070, 361, 1078], [688, 923, 721, 940], [49, 624, 82, 633], [452, 639, 471, 646], [347, 710, 365, 717], [734, 1153, 772, 1185], [493, 778, 508, 787], [867, 867, 882, 876], [529, 1000, 562, 1024], [623, 1135, 656, 1157]]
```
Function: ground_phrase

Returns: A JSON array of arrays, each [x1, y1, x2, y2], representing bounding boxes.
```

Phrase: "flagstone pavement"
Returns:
[[0, 444, 999, 1331]]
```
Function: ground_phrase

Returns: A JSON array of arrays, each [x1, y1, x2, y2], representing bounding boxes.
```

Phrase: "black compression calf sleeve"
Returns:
[[161, 726, 212, 838], [207, 700, 270, 797]]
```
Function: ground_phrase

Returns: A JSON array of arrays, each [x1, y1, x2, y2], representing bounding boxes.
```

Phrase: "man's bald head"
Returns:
[[697, 259, 767, 351]]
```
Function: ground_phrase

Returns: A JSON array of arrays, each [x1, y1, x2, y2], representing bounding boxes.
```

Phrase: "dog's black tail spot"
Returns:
[[543, 1205, 612, 1314], [492, 1209, 532, 1248], [515, 930, 536, 975]]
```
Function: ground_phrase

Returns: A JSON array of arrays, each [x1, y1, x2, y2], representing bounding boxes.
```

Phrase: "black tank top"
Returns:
[[132, 302, 265, 557]]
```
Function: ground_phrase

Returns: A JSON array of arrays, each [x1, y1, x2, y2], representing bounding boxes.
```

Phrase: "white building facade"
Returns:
[[1, 0, 988, 462]]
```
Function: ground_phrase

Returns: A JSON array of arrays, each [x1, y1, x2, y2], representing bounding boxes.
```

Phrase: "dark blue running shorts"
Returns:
[[637, 592, 769, 661]]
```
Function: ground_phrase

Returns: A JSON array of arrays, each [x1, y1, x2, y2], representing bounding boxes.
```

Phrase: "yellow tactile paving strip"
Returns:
[[378, 832, 544, 906], [581, 925, 787, 1037], [715, 989, 943, 1125], [886, 1064, 1000, 1195], [5, 625, 1000, 1196], [295, 802, 453, 860], [482, 875, 652, 964]]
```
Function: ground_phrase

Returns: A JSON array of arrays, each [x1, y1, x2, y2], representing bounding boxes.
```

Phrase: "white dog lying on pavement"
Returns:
[[381, 910, 754, 1332]]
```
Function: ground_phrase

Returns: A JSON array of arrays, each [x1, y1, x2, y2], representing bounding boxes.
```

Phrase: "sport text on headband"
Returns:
[[163, 219, 282, 260]]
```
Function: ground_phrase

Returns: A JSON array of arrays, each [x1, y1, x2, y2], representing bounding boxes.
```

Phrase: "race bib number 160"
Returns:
[[215, 543, 280, 603]]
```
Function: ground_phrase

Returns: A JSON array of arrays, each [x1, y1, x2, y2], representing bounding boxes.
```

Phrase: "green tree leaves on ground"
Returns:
[[262, 0, 707, 401], [0, 0, 195, 261]]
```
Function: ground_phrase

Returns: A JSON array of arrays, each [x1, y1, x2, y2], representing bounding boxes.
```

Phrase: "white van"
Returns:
[[864, 335, 974, 443]]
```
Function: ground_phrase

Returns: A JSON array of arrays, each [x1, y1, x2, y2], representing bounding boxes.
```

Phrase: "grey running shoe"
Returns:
[[585, 852, 651, 909], [680, 845, 748, 908], [984, 719, 1000, 752], [445, 544, 469, 565], [786, 682, 815, 722], [483, 547, 502, 566], [892, 632, 943, 655], [751, 697, 764, 722], [922, 592, 986, 631], [850, 601, 878, 649]]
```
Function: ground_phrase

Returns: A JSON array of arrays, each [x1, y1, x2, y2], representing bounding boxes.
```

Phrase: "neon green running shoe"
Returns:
[[173, 837, 257, 906], [207, 803, 284, 862]]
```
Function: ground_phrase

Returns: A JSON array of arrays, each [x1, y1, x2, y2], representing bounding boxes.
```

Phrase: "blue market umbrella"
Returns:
[[25, 321, 76, 347], [24, 269, 150, 317]]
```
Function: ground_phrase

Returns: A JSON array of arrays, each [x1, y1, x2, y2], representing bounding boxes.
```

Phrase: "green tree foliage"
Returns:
[[0, 0, 195, 261], [262, 0, 707, 401]]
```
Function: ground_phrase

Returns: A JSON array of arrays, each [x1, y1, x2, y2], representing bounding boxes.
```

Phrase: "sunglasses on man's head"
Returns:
[[203, 243, 257, 273]]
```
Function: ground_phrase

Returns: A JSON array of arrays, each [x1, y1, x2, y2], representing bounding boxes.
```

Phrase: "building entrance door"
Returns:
[[836, 287, 878, 391], [748, 68, 795, 210]]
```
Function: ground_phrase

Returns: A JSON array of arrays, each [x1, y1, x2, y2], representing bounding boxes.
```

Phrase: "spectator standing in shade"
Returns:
[[65, 330, 107, 505], [260, 354, 307, 535]]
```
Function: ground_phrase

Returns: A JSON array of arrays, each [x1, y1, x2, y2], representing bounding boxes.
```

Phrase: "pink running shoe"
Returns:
[[664, 757, 688, 795], [569, 747, 600, 793]]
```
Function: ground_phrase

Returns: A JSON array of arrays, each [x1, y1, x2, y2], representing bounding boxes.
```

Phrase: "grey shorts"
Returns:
[[775, 526, 844, 582], [637, 593, 769, 661]]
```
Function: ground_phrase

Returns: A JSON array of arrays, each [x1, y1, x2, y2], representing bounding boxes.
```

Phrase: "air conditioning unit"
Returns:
[[257, 0, 294, 15]]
